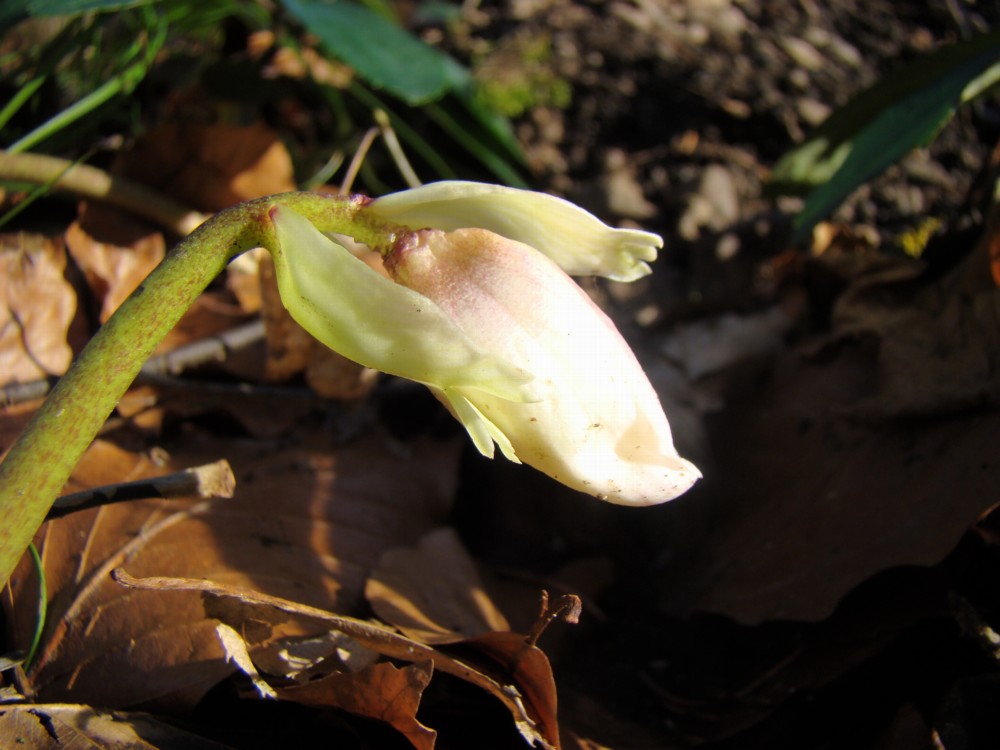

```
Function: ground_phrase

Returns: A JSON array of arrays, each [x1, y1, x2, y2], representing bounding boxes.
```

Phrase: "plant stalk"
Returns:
[[0, 191, 387, 587]]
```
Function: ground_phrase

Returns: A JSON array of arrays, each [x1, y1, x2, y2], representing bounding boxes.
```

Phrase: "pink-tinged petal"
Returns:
[[386, 228, 700, 505]]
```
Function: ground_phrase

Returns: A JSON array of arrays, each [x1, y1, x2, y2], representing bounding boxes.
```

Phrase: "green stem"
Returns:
[[0, 191, 389, 588]]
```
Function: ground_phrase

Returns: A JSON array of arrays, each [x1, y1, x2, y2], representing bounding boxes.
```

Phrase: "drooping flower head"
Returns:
[[269, 181, 700, 505]]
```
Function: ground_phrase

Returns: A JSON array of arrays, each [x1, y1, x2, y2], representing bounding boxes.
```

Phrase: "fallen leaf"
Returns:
[[367, 527, 511, 644], [63, 202, 165, 322], [457, 630, 562, 750], [832, 259, 1000, 415], [278, 661, 437, 750], [3, 425, 460, 709], [115, 121, 297, 213], [654, 237, 1000, 624], [657, 331, 1000, 624], [0, 703, 234, 749], [114, 570, 561, 750], [0, 233, 76, 385]]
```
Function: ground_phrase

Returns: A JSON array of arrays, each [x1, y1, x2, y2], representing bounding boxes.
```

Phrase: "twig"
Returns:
[[1, 320, 268, 407], [0, 378, 57, 408], [47, 459, 235, 520], [0, 150, 208, 236], [139, 319, 265, 377]]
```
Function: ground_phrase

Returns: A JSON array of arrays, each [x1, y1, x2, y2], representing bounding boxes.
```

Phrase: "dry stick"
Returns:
[[139, 319, 266, 377], [0, 150, 208, 236], [47, 459, 235, 520], [1, 320, 268, 407]]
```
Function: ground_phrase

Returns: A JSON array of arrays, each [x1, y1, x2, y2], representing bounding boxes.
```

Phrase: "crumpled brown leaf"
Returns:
[[114, 569, 562, 750], [115, 121, 297, 213], [0, 233, 77, 385]]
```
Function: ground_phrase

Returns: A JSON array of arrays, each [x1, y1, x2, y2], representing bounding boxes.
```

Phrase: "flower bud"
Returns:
[[384, 227, 700, 505], [268, 183, 700, 505]]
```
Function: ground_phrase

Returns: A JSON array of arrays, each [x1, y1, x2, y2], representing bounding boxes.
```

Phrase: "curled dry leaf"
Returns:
[[114, 569, 562, 750], [0, 233, 77, 385], [3, 425, 460, 709]]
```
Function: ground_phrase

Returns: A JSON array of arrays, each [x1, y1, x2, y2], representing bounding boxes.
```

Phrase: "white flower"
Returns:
[[269, 182, 700, 505]]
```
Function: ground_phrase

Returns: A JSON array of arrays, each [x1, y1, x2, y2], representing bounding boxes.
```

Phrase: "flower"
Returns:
[[268, 182, 700, 505]]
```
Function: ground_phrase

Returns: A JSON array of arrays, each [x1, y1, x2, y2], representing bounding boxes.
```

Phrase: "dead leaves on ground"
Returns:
[[1, 421, 566, 747], [658, 232, 1000, 625], [3, 76, 1000, 750], [114, 568, 563, 749], [5, 427, 458, 701], [0, 233, 78, 385], [628, 210, 1000, 745]]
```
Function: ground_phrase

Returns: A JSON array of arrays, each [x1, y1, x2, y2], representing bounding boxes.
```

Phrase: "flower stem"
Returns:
[[0, 191, 386, 587]]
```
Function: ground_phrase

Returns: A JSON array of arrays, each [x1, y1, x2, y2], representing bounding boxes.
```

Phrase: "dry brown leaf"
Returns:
[[63, 202, 165, 322], [0, 233, 76, 385], [832, 260, 1000, 415], [655, 241, 1000, 624], [3, 425, 460, 708], [0, 703, 234, 749], [115, 121, 297, 213], [459, 630, 562, 750], [114, 570, 561, 750], [278, 661, 436, 750], [658, 340, 1000, 624], [367, 527, 510, 644]]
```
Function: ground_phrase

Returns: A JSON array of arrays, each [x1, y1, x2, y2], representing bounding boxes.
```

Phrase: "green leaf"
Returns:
[[0, 0, 155, 25], [280, 0, 459, 105], [768, 31, 1000, 241]]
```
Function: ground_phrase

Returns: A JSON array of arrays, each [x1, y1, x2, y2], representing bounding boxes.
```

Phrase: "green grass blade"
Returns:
[[23, 542, 47, 671], [768, 31, 1000, 242]]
